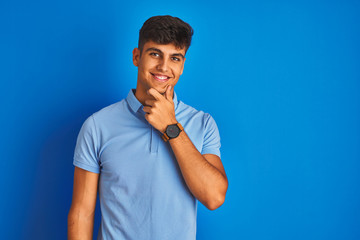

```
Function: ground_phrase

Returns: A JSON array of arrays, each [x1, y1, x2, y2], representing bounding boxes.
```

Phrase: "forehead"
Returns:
[[142, 41, 186, 55]]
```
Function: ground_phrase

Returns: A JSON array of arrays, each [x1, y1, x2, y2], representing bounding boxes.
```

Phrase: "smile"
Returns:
[[151, 73, 170, 82]]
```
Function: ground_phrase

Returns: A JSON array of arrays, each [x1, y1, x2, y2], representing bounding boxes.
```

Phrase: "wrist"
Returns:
[[161, 118, 177, 132]]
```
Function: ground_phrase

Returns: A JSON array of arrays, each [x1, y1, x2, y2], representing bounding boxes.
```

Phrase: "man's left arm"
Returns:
[[143, 86, 228, 210]]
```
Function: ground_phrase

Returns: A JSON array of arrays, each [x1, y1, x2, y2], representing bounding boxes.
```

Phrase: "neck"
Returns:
[[134, 88, 149, 106]]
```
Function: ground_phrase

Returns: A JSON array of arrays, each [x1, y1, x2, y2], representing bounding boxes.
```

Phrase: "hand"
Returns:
[[143, 86, 177, 133]]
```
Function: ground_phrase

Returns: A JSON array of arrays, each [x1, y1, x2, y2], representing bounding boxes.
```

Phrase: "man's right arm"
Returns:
[[68, 166, 99, 240]]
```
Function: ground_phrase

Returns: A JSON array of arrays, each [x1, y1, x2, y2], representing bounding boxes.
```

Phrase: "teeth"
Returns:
[[155, 75, 167, 79]]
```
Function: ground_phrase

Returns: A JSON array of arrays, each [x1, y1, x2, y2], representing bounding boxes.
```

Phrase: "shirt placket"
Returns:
[[150, 126, 159, 154], [139, 106, 159, 154]]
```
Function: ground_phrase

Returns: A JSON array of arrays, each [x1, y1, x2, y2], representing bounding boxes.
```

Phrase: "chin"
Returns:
[[153, 85, 167, 94]]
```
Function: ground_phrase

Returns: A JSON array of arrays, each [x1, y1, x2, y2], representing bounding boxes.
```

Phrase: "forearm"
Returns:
[[68, 209, 94, 240], [169, 130, 228, 210]]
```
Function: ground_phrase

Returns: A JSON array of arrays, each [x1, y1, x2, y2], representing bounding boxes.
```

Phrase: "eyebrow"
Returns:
[[145, 47, 185, 60]]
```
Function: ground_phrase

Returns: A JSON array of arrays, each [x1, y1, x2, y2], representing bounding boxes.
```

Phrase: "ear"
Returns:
[[180, 57, 186, 75], [132, 48, 140, 67]]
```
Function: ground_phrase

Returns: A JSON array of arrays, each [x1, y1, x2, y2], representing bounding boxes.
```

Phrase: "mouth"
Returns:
[[151, 73, 170, 83]]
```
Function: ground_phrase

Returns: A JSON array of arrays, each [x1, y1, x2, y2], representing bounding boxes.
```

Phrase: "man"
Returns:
[[68, 15, 228, 240]]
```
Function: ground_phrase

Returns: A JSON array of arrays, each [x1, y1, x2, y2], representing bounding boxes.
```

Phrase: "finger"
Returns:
[[144, 113, 149, 122], [148, 88, 163, 100], [165, 85, 173, 102], [144, 99, 156, 106], [143, 106, 152, 113]]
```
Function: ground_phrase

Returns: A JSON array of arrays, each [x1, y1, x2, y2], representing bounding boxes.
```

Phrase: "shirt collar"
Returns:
[[126, 89, 179, 113]]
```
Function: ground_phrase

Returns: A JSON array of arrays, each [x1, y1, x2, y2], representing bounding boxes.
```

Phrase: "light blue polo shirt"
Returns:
[[73, 89, 221, 240]]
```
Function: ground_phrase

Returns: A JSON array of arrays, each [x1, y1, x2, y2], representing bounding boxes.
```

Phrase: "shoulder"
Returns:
[[176, 100, 221, 155], [88, 98, 133, 127], [176, 100, 219, 140], [91, 99, 127, 119], [177, 100, 215, 124], [80, 99, 128, 133]]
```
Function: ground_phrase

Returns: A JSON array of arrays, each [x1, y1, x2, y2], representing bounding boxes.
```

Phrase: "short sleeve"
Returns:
[[201, 114, 221, 158], [73, 115, 101, 173]]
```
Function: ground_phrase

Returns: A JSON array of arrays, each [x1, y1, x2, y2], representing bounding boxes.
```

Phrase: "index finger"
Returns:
[[147, 88, 163, 100]]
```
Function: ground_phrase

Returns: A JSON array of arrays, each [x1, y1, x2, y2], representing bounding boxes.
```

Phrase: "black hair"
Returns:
[[138, 15, 194, 53]]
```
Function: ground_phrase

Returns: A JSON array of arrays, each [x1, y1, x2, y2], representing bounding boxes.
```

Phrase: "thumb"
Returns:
[[166, 85, 173, 101]]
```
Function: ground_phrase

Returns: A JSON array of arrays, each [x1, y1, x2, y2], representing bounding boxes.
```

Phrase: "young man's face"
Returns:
[[133, 41, 186, 95]]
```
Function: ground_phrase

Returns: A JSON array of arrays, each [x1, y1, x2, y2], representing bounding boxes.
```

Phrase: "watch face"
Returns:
[[166, 124, 180, 138]]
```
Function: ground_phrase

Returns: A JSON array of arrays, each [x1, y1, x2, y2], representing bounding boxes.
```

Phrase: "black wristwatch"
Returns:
[[162, 123, 184, 142]]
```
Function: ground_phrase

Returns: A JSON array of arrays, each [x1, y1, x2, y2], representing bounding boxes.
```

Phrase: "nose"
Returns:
[[156, 58, 169, 72]]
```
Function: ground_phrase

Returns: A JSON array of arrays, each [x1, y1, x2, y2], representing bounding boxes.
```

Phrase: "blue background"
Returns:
[[1, 0, 359, 239]]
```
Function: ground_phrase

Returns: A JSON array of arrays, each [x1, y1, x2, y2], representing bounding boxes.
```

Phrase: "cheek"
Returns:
[[139, 64, 151, 76], [175, 66, 184, 77], [170, 63, 182, 72], [142, 62, 157, 73]]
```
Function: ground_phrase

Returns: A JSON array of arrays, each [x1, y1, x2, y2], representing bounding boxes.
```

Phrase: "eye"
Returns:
[[150, 52, 160, 57], [171, 57, 180, 62]]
